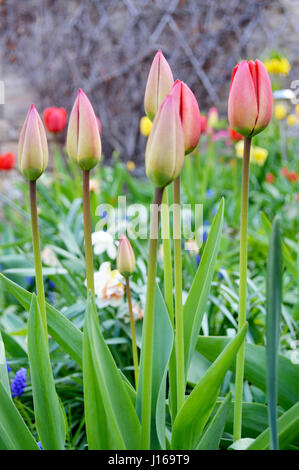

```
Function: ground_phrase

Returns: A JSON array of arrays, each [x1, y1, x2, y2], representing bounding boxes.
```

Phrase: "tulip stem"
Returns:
[[82, 170, 95, 295], [234, 136, 251, 441], [125, 277, 139, 388], [29, 181, 48, 344], [141, 186, 163, 450], [161, 185, 177, 420], [173, 176, 185, 414]]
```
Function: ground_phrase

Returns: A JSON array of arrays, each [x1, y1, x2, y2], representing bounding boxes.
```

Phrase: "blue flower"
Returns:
[[203, 219, 210, 226], [6, 360, 11, 372], [206, 189, 214, 198], [11, 368, 27, 398], [25, 276, 34, 286], [48, 280, 56, 290], [203, 231, 208, 243], [37, 441, 43, 450], [195, 254, 201, 267], [218, 266, 225, 280]]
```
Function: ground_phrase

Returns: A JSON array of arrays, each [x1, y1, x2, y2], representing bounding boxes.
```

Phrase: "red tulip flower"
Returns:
[[229, 126, 243, 142], [199, 115, 208, 134], [287, 171, 298, 183], [266, 172, 275, 183], [281, 167, 289, 177], [228, 60, 272, 137], [43, 107, 67, 133], [0, 152, 15, 170], [171, 80, 201, 154]]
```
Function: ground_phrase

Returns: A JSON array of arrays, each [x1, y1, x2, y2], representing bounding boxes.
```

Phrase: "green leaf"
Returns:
[[197, 392, 232, 450], [27, 295, 66, 450], [1, 274, 82, 367], [0, 332, 11, 397], [260, 211, 297, 280], [0, 382, 39, 450], [172, 323, 247, 450], [183, 198, 224, 375], [228, 438, 254, 450], [136, 284, 173, 449], [266, 216, 282, 449], [247, 403, 299, 450], [83, 293, 141, 450], [196, 337, 299, 410]]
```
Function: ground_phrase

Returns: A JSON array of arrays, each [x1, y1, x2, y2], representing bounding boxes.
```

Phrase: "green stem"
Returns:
[[173, 176, 185, 413], [161, 187, 174, 324], [125, 277, 139, 388], [233, 136, 251, 441], [82, 170, 95, 295], [161, 185, 177, 420], [29, 181, 48, 343], [141, 187, 163, 449]]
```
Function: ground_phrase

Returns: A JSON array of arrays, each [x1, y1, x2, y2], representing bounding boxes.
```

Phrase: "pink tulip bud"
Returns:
[[117, 235, 136, 277], [171, 80, 201, 154], [18, 105, 48, 181], [228, 60, 272, 137], [145, 94, 184, 188], [144, 50, 174, 122], [67, 89, 102, 170]]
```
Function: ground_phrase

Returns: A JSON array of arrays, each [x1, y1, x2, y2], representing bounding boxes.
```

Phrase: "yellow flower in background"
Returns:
[[126, 160, 136, 172], [264, 57, 291, 75], [295, 104, 299, 118], [287, 114, 297, 126], [234, 141, 268, 166], [274, 104, 287, 120], [140, 115, 152, 136], [251, 146, 268, 166]]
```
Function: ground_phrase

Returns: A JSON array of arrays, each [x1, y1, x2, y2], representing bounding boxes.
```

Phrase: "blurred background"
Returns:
[[0, 0, 299, 164]]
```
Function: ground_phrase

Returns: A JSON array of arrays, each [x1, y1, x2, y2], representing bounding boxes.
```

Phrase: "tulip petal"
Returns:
[[252, 60, 273, 136]]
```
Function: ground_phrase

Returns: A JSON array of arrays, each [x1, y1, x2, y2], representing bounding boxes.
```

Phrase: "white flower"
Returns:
[[92, 262, 125, 308], [92, 230, 117, 259], [41, 245, 60, 266]]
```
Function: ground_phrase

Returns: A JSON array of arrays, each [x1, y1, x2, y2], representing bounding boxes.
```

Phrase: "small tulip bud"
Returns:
[[18, 105, 48, 181], [144, 50, 174, 122], [43, 107, 67, 133], [145, 94, 185, 188], [171, 80, 201, 154], [117, 235, 136, 277], [228, 59, 272, 137], [67, 89, 102, 171]]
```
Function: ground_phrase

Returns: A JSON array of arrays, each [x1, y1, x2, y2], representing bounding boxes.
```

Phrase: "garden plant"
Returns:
[[0, 50, 298, 452]]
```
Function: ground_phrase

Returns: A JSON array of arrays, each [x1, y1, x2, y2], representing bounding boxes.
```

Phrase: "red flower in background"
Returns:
[[287, 171, 298, 183], [266, 172, 275, 183], [0, 152, 15, 170], [229, 126, 243, 142], [199, 115, 208, 134], [296, 193, 299, 201], [43, 107, 67, 133], [281, 167, 289, 177]]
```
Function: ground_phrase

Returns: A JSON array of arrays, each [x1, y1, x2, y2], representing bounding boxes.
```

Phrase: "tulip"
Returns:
[[145, 94, 184, 188], [199, 115, 208, 134], [229, 126, 243, 142], [170, 80, 201, 154], [228, 60, 272, 137], [208, 107, 219, 129], [67, 89, 102, 171], [18, 105, 48, 181], [117, 235, 136, 277], [43, 107, 67, 133], [144, 50, 174, 121], [0, 152, 15, 170]]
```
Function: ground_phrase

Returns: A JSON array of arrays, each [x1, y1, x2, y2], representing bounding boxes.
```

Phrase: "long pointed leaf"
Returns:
[[28, 295, 66, 450], [83, 293, 141, 450], [0, 332, 11, 397], [196, 337, 299, 409], [0, 382, 39, 450], [197, 392, 231, 450], [183, 198, 224, 375], [172, 323, 247, 449]]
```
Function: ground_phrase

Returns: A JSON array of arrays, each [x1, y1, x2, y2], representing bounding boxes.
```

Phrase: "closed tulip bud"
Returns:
[[117, 235, 136, 277], [228, 59, 272, 137], [144, 50, 174, 121], [171, 80, 201, 154], [145, 94, 184, 188], [18, 105, 48, 181], [67, 89, 102, 171]]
